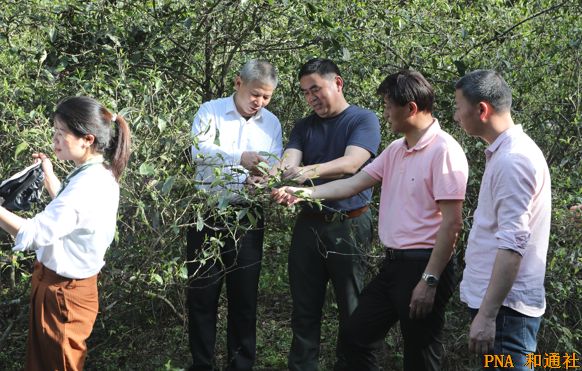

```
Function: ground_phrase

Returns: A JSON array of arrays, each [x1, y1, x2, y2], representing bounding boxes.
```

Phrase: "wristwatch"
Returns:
[[422, 273, 439, 287]]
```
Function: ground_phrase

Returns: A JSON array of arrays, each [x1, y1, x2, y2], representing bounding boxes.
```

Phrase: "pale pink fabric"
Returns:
[[363, 120, 468, 249], [460, 125, 551, 317]]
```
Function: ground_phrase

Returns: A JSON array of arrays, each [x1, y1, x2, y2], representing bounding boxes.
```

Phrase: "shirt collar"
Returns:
[[485, 124, 523, 158], [401, 118, 440, 152], [226, 94, 263, 121]]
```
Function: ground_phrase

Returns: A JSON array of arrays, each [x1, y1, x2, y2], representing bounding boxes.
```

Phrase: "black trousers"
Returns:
[[186, 215, 264, 371], [287, 211, 373, 371], [343, 252, 457, 371]]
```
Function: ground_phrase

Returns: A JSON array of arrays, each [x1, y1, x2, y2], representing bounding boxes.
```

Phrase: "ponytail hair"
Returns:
[[103, 109, 131, 181], [54, 96, 132, 181]]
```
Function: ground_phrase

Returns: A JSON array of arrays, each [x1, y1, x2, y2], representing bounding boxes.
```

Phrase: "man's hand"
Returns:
[[409, 280, 437, 319], [468, 311, 496, 354], [271, 186, 311, 206], [283, 165, 315, 184], [240, 151, 267, 175], [245, 175, 268, 194], [246, 175, 267, 186]]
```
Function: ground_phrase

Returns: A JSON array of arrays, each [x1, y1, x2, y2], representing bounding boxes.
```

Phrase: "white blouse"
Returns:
[[13, 164, 119, 279]]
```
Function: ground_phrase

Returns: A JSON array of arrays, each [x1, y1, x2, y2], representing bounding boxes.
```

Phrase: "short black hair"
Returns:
[[455, 70, 512, 112], [298, 58, 341, 80], [377, 70, 434, 113]]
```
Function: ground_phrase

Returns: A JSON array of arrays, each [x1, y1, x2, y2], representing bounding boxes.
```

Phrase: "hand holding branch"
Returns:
[[240, 151, 267, 175], [271, 186, 313, 206], [282, 165, 317, 184]]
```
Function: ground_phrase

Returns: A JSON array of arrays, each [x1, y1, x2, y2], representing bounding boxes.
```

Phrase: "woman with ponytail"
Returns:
[[0, 96, 131, 370]]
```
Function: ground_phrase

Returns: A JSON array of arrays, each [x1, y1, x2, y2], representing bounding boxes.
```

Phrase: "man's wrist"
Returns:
[[300, 165, 318, 180], [477, 304, 501, 320], [421, 272, 439, 287]]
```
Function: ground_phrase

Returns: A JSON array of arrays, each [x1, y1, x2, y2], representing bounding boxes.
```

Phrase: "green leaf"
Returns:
[[48, 28, 57, 43], [14, 142, 29, 158], [157, 117, 167, 132], [213, 126, 220, 146], [196, 211, 204, 231], [179, 266, 188, 279], [162, 176, 175, 194], [151, 273, 163, 285], [217, 196, 229, 210], [139, 162, 156, 176], [38, 50, 47, 64], [107, 34, 121, 47], [236, 208, 248, 220], [247, 211, 257, 226]]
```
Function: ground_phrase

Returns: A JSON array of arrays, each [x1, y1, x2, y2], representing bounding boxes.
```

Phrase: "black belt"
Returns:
[[385, 248, 433, 261], [300, 205, 369, 223]]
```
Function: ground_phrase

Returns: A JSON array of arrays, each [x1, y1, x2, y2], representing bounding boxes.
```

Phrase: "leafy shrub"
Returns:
[[1, 1, 580, 370]]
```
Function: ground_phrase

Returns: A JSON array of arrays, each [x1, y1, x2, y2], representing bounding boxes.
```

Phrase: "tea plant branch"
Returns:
[[461, 1, 569, 59], [145, 290, 185, 323]]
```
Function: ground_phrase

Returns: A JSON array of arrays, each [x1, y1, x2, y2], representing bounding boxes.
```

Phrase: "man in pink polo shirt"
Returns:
[[273, 70, 469, 371]]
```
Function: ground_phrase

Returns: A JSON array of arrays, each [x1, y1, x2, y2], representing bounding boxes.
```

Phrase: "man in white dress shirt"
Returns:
[[455, 70, 551, 370], [186, 59, 282, 371]]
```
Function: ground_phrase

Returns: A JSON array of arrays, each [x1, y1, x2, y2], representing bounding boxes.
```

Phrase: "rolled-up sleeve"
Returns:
[[493, 154, 537, 255], [13, 197, 79, 252]]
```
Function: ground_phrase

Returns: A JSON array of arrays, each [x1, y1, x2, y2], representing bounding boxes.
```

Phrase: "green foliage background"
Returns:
[[1, 0, 580, 370]]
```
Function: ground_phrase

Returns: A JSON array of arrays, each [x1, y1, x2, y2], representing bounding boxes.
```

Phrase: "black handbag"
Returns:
[[0, 162, 45, 211]]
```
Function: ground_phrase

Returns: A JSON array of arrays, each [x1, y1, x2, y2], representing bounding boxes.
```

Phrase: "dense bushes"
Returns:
[[1, 1, 580, 370]]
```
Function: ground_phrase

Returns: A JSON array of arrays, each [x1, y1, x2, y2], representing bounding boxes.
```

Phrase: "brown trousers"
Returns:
[[25, 262, 99, 371]]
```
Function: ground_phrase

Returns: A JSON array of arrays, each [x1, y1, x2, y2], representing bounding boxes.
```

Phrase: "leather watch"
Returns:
[[422, 273, 439, 287]]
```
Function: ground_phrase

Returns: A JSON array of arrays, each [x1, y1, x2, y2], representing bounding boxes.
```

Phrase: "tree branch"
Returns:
[[0, 305, 27, 349], [145, 291, 185, 323], [0, 298, 23, 307], [461, 1, 569, 59]]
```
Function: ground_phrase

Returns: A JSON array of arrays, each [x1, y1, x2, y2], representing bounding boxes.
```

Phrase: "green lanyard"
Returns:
[[56, 157, 104, 197]]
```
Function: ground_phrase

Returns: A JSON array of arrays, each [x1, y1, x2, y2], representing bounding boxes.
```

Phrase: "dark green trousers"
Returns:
[[287, 210, 373, 371]]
